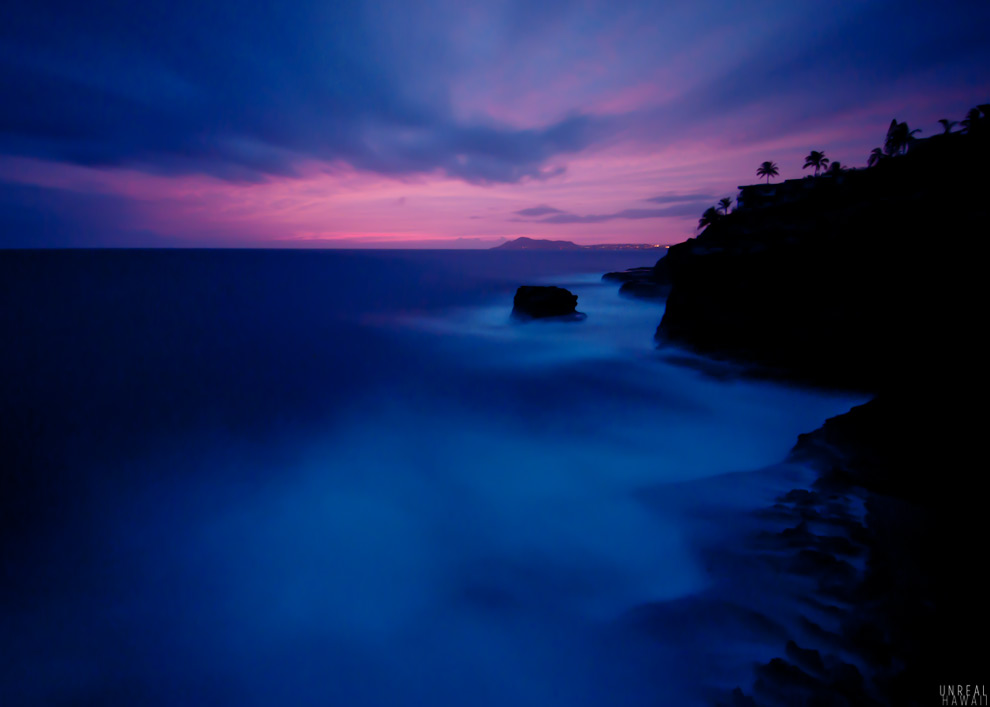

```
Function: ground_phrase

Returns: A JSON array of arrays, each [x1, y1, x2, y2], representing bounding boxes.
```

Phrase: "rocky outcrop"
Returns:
[[601, 266, 654, 284], [720, 395, 985, 706], [602, 255, 672, 300], [511, 285, 585, 320]]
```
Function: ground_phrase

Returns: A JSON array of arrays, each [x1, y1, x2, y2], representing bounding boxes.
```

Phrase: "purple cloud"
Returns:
[[512, 203, 706, 225], [514, 205, 566, 217], [646, 193, 718, 205]]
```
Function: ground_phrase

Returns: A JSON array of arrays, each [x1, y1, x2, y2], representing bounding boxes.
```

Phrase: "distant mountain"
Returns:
[[492, 237, 664, 251], [493, 237, 584, 251]]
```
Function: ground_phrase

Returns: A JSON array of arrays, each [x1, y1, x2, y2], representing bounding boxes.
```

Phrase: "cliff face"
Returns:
[[656, 129, 988, 390], [650, 128, 988, 703]]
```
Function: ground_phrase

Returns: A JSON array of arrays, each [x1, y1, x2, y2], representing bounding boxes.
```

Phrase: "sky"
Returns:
[[2, 1, 989, 248]]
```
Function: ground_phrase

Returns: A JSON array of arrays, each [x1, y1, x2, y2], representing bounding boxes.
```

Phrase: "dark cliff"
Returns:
[[655, 128, 987, 391], [658, 123, 989, 704]]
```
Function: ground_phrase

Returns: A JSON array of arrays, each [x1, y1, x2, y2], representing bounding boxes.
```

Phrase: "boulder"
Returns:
[[511, 285, 584, 320]]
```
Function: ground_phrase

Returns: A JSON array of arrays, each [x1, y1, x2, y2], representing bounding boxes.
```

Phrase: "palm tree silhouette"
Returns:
[[961, 107, 984, 133], [803, 150, 830, 177], [718, 197, 733, 215], [698, 207, 721, 230], [756, 161, 779, 184], [938, 119, 958, 135], [884, 119, 921, 156], [867, 148, 885, 167]]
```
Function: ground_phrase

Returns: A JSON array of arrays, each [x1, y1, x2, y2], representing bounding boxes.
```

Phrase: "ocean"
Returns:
[[0, 249, 864, 705]]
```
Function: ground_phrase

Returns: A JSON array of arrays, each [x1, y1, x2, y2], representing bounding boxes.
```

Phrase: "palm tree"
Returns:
[[803, 150, 829, 177], [884, 119, 921, 156], [883, 119, 899, 155], [718, 197, 733, 215], [756, 161, 779, 184], [698, 207, 721, 230], [961, 107, 984, 133], [867, 147, 885, 167], [938, 119, 958, 135]]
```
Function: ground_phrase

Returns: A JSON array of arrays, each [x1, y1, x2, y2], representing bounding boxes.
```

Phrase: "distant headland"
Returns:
[[493, 237, 665, 251]]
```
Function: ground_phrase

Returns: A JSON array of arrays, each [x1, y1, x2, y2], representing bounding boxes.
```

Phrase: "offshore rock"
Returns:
[[511, 285, 585, 320]]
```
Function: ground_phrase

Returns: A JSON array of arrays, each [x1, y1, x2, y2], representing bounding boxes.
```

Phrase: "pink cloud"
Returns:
[[2, 74, 986, 249]]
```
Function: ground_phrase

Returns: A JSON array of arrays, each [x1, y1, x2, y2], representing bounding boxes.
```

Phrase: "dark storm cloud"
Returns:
[[0, 0, 604, 184], [1, 0, 989, 193]]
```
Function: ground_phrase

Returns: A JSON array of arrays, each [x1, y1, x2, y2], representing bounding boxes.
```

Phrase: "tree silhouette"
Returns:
[[698, 206, 721, 230], [938, 119, 958, 135], [961, 107, 985, 134], [756, 161, 779, 184], [718, 197, 733, 215], [868, 148, 885, 167], [884, 119, 921, 156], [827, 161, 844, 175], [803, 150, 830, 177]]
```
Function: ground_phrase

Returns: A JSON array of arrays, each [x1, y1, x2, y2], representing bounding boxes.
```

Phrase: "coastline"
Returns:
[[600, 122, 989, 704], [723, 399, 905, 706], [603, 372, 945, 705]]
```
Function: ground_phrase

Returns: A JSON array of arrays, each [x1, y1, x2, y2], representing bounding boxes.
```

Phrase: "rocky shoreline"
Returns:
[[601, 261, 670, 300], [720, 399, 908, 706], [603, 118, 988, 705]]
